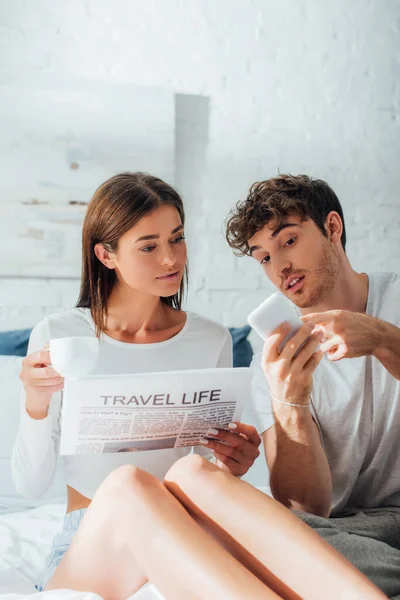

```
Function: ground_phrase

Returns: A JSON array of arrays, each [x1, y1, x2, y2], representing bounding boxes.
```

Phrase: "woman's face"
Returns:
[[107, 205, 187, 298]]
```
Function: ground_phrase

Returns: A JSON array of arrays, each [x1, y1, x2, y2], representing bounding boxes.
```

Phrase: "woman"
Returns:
[[45, 455, 384, 600], [11, 172, 261, 590]]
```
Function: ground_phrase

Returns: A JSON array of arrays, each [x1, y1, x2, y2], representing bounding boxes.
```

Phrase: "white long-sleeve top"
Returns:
[[11, 308, 232, 500]]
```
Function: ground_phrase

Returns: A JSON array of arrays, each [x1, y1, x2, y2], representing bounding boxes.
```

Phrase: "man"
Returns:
[[225, 174, 400, 598]]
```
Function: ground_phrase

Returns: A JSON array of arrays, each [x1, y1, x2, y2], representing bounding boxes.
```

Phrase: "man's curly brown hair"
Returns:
[[225, 174, 346, 256]]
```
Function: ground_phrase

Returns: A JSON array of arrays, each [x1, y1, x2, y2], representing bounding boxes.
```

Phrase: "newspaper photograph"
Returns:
[[60, 367, 251, 455]]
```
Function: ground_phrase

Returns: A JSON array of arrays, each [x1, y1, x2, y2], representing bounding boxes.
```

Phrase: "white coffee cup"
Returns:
[[49, 336, 100, 377]]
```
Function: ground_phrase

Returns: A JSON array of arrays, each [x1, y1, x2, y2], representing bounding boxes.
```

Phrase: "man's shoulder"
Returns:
[[368, 271, 400, 322], [370, 271, 400, 289]]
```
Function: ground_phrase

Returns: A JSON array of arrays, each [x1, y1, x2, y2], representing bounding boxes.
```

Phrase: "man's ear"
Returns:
[[325, 211, 343, 244], [94, 243, 116, 269]]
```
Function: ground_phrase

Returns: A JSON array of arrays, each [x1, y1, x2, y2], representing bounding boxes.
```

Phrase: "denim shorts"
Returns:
[[37, 508, 87, 592]]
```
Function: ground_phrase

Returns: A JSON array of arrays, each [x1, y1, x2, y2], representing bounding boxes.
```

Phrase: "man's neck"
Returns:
[[301, 264, 369, 316]]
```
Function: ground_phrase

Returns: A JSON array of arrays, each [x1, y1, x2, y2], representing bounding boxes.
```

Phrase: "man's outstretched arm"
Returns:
[[302, 310, 400, 381]]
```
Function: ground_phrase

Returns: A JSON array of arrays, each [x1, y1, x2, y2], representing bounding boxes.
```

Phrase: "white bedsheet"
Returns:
[[0, 505, 164, 600]]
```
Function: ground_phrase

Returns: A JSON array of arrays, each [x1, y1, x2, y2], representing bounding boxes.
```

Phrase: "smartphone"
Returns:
[[248, 292, 303, 352]]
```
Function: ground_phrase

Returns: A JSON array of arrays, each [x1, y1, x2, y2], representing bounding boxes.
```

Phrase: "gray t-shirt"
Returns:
[[251, 272, 400, 514]]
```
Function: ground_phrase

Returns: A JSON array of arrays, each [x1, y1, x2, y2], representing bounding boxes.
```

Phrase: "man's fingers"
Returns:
[[279, 322, 314, 361], [302, 310, 341, 329], [301, 312, 322, 323], [293, 330, 323, 368], [303, 349, 324, 371], [319, 335, 342, 354], [301, 311, 333, 325], [262, 322, 292, 361], [326, 344, 348, 361]]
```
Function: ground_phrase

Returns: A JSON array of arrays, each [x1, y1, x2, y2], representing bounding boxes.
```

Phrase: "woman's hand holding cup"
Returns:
[[19, 346, 64, 420], [20, 336, 100, 420]]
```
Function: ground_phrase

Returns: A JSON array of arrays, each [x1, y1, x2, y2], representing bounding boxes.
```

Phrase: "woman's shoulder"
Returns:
[[29, 307, 94, 351], [186, 312, 230, 341]]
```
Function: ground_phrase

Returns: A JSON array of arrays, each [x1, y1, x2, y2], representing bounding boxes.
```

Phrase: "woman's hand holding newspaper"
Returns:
[[200, 422, 261, 477]]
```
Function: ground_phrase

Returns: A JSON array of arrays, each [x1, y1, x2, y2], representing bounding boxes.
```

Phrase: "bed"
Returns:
[[0, 503, 164, 599]]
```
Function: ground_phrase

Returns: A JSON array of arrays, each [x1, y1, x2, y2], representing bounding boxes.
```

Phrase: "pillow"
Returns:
[[0, 327, 254, 367], [228, 325, 253, 368], [0, 329, 32, 357], [0, 356, 66, 513]]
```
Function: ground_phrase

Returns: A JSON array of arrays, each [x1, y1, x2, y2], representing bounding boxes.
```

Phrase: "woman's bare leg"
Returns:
[[46, 464, 281, 600], [164, 455, 386, 600]]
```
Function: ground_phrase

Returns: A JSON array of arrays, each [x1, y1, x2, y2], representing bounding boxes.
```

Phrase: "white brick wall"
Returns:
[[0, 0, 399, 335]]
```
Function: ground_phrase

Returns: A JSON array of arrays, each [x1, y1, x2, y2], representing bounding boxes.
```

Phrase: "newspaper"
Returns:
[[60, 367, 251, 455]]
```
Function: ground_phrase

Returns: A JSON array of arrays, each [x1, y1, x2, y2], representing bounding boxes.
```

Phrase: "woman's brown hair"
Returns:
[[76, 172, 187, 336]]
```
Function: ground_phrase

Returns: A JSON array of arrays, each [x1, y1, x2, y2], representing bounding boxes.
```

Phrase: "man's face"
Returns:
[[248, 214, 340, 308]]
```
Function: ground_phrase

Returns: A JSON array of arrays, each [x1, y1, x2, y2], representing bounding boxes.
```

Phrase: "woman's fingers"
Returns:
[[23, 349, 52, 368], [200, 423, 261, 464], [226, 422, 262, 449], [27, 365, 62, 380], [21, 346, 63, 386], [201, 438, 246, 464], [212, 449, 250, 476], [213, 450, 252, 477], [20, 345, 63, 414]]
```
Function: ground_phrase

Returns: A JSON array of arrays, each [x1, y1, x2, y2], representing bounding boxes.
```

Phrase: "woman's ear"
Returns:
[[94, 243, 116, 269], [325, 211, 343, 245]]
